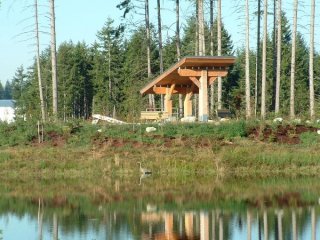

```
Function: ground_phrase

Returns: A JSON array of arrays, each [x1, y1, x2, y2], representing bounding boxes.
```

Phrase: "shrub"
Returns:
[[300, 132, 319, 146]]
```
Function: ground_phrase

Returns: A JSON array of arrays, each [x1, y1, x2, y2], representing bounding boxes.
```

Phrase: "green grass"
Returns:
[[300, 131, 320, 146], [0, 120, 250, 147], [1, 120, 320, 179]]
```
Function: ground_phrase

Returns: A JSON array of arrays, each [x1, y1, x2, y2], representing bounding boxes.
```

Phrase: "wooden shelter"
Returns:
[[140, 56, 236, 122]]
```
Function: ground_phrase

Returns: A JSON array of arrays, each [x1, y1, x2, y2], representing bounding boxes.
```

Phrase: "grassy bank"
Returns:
[[1, 119, 320, 179]]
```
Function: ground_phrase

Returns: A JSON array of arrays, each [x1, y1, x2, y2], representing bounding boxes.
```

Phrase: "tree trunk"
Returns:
[[176, 0, 181, 59], [38, 198, 43, 240], [50, 0, 58, 120], [145, 0, 154, 109], [210, 0, 215, 116], [309, 0, 315, 119], [194, 0, 199, 117], [198, 0, 205, 56], [53, 213, 58, 240], [35, 0, 46, 122], [176, 0, 183, 117], [217, 0, 222, 110], [261, 0, 267, 119], [108, 41, 112, 113], [290, 0, 298, 119], [275, 0, 282, 114], [157, 0, 164, 111], [272, 0, 277, 110], [245, 0, 251, 119], [255, 0, 261, 117]]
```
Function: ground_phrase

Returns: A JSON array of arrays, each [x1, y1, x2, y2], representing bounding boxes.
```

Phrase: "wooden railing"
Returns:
[[140, 108, 178, 121]]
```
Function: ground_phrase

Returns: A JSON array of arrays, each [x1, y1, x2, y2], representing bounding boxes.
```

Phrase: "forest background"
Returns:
[[0, 0, 320, 122]]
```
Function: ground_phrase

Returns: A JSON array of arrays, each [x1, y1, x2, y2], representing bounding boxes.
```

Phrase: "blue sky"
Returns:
[[0, 0, 318, 85]]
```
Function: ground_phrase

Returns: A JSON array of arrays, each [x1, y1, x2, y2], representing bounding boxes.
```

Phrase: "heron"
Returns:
[[137, 162, 152, 175]]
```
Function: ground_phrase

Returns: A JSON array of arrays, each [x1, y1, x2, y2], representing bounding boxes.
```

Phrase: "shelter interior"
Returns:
[[140, 56, 236, 122]]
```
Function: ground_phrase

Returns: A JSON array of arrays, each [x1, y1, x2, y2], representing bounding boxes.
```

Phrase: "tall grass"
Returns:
[[0, 120, 249, 147]]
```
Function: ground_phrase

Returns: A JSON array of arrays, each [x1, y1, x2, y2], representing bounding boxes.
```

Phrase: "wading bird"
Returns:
[[138, 162, 152, 175]]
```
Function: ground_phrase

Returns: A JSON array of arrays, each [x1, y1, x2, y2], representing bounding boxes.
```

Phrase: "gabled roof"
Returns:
[[140, 56, 236, 95], [0, 100, 15, 108]]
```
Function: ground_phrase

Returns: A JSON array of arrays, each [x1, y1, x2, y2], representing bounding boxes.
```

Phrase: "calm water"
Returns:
[[1, 177, 320, 240]]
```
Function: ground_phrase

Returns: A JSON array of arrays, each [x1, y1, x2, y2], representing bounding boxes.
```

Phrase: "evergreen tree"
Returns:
[[4, 81, 12, 99], [94, 18, 125, 116], [122, 26, 159, 120], [57, 41, 75, 120], [10, 65, 39, 119], [11, 66, 27, 101], [0, 82, 4, 99]]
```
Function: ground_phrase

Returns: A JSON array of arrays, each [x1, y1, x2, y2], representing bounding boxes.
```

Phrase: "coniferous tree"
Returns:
[[4, 81, 12, 99], [90, 42, 106, 115], [57, 41, 75, 120], [95, 18, 124, 116], [11, 66, 26, 101], [0, 82, 4, 99], [122, 26, 158, 120]]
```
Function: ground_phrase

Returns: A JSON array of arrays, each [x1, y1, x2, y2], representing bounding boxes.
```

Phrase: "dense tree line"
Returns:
[[6, 1, 320, 121], [0, 81, 12, 100]]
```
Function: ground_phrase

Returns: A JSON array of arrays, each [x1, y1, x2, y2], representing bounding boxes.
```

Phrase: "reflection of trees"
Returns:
[[0, 195, 319, 239]]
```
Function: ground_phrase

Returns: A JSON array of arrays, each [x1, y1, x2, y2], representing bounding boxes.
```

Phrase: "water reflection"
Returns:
[[0, 205, 319, 239]]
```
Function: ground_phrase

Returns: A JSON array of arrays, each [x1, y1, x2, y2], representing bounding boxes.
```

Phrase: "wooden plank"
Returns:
[[209, 77, 217, 85], [178, 69, 228, 77], [140, 111, 169, 120], [189, 77, 200, 88], [152, 86, 197, 94]]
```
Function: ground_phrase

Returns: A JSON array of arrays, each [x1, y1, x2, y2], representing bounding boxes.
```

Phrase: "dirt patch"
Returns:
[[249, 124, 317, 144], [32, 130, 66, 147], [47, 131, 66, 147]]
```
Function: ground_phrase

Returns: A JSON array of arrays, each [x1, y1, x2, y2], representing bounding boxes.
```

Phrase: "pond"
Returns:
[[0, 176, 320, 240]]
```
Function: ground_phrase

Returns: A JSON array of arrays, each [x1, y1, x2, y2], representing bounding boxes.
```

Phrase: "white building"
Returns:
[[0, 100, 15, 123]]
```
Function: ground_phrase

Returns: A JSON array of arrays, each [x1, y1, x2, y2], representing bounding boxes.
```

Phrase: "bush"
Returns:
[[0, 120, 37, 146], [300, 132, 319, 146]]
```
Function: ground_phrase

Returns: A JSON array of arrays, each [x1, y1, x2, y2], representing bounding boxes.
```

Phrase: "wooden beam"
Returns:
[[178, 69, 228, 77], [153, 86, 197, 94], [189, 77, 200, 88], [169, 84, 176, 94], [209, 77, 218, 85]]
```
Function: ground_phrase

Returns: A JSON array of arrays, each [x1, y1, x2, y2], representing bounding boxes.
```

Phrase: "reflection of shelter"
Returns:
[[140, 57, 236, 122]]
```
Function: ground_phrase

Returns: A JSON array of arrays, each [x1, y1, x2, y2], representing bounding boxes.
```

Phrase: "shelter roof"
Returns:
[[140, 56, 236, 95]]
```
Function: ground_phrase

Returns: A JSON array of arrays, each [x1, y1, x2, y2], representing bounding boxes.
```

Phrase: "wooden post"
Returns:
[[165, 85, 175, 116], [184, 90, 193, 117], [199, 70, 208, 122]]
